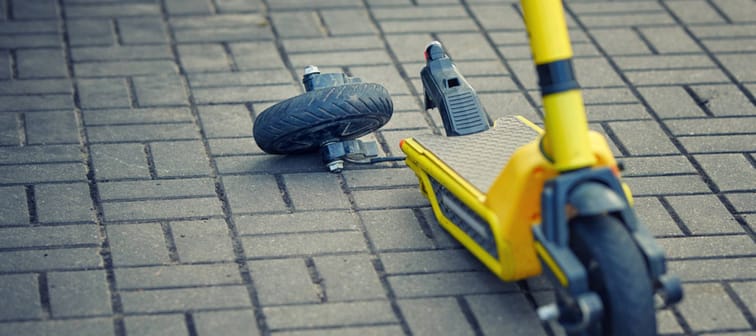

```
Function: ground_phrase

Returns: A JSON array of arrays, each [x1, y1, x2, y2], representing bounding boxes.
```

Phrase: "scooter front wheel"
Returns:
[[253, 83, 393, 154], [566, 215, 656, 336]]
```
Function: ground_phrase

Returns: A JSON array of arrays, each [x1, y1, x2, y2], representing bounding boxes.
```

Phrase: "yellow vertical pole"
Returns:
[[521, 0, 596, 171]]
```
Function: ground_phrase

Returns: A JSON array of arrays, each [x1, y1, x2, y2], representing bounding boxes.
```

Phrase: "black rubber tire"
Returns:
[[567, 215, 657, 336], [253, 83, 393, 154]]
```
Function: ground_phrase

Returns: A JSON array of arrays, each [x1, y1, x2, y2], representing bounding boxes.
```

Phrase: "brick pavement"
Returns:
[[0, 0, 754, 335]]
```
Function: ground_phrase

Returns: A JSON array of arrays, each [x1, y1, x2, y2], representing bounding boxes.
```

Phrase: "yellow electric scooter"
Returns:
[[401, 0, 682, 335]]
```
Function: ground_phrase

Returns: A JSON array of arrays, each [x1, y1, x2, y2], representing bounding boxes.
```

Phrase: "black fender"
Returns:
[[567, 182, 626, 217]]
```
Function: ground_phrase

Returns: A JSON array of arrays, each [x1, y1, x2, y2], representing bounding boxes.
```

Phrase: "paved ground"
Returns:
[[0, 0, 754, 335]]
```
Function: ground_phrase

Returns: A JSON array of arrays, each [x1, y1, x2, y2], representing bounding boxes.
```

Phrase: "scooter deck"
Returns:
[[412, 116, 540, 194]]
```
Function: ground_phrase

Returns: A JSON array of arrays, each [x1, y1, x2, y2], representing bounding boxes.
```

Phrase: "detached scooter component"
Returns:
[[253, 66, 394, 172], [421, 41, 491, 136]]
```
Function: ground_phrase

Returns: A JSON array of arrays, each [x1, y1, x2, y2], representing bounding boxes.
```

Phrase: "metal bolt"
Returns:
[[537, 304, 560, 322], [304, 65, 320, 76], [326, 160, 344, 173]]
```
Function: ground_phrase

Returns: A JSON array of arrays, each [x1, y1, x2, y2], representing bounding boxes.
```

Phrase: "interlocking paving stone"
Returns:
[[0, 225, 99, 249], [132, 75, 189, 107], [107, 223, 171, 266], [658, 235, 755, 259], [170, 219, 236, 263], [242, 231, 368, 258], [123, 315, 187, 336], [77, 78, 131, 109], [669, 258, 756, 282], [389, 271, 516, 298], [66, 19, 115, 46], [102, 197, 223, 222], [234, 210, 359, 235], [198, 105, 253, 138], [25, 111, 80, 145], [0, 273, 43, 320], [48, 270, 111, 317], [115, 263, 242, 289], [165, 0, 213, 15], [632, 197, 685, 237], [222, 174, 289, 214], [678, 283, 752, 332], [314, 254, 385, 301], [0, 94, 75, 112], [665, 0, 728, 24], [0, 248, 102, 272], [696, 154, 756, 192], [117, 17, 169, 44], [263, 301, 396, 330], [0, 318, 114, 336], [0, 163, 87, 184], [72, 45, 173, 62], [248, 258, 321, 305], [16, 49, 68, 79], [35, 183, 94, 223], [0, 186, 29, 226], [90, 143, 151, 180], [194, 310, 260, 336], [150, 140, 212, 177], [120, 285, 252, 313], [399, 297, 475, 336], [0, 145, 83, 166], [360, 209, 434, 251], [282, 173, 351, 210], [466, 294, 548, 336]]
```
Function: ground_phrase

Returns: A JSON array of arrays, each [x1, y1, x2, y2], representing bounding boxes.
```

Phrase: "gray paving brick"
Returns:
[[666, 0, 728, 24], [11, 0, 58, 19], [16, 49, 67, 78], [0, 79, 72, 95], [0, 142, 80, 163], [639, 27, 701, 54], [0, 163, 87, 184], [177, 44, 231, 72], [575, 12, 674, 28], [614, 55, 715, 71], [64, 3, 161, 18], [632, 197, 684, 237], [48, 270, 111, 317], [90, 143, 150, 180], [194, 310, 260, 336], [591, 28, 651, 55], [360, 209, 433, 251], [271, 12, 324, 38], [102, 197, 223, 222], [193, 85, 300, 104], [75, 60, 178, 77], [730, 281, 756, 319], [470, 3, 527, 30], [626, 69, 730, 86], [0, 34, 61, 49], [466, 293, 547, 336], [669, 258, 756, 281], [620, 155, 696, 177], [696, 154, 756, 192], [388, 271, 514, 298], [120, 285, 251, 313], [242, 231, 368, 258], [0, 186, 29, 226], [718, 54, 756, 83], [198, 105, 253, 138], [0, 224, 99, 249], [88, 124, 199, 143], [107, 223, 171, 266], [170, 15, 273, 43], [0, 20, 59, 34], [171, 218, 235, 262], [321, 9, 376, 35], [98, 178, 216, 201], [77, 78, 131, 109], [72, 45, 173, 62], [342, 168, 419, 189], [0, 114, 18, 145], [399, 297, 474, 336], [248, 258, 320, 305], [150, 140, 211, 178], [36, 183, 94, 223], [372, 5, 466, 20], [234, 210, 359, 235], [132, 75, 188, 107], [266, 0, 363, 10], [678, 283, 751, 332], [706, 36, 755, 52], [0, 318, 114, 336], [165, 0, 213, 15], [272, 326, 404, 336], [84, 107, 193, 125], [349, 65, 412, 96], [608, 120, 678, 155], [352, 188, 429, 210], [658, 235, 754, 259], [727, 192, 756, 213], [26, 111, 79, 145], [690, 84, 756, 117], [679, 134, 756, 153], [383, 111, 430, 130], [263, 301, 396, 330], [66, 19, 114, 47], [283, 173, 350, 211], [638, 86, 707, 118], [0, 248, 102, 272], [288, 49, 393, 69], [666, 117, 756, 136], [0, 94, 75, 112], [380, 249, 484, 274], [711, 0, 756, 22], [0, 51, 10, 78], [314, 254, 385, 301], [188, 69, 292, 88], [0, 273, 42, 320], [124, 315, 187, 336], [623, 175, 710, 196], [117, 17, 169, 44], [222, 174, 288, 214], [215, 0, 264, 13], [116, 264, 242, 289]]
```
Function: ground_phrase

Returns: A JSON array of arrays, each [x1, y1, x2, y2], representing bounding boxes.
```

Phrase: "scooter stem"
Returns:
[[521, 0, 596, 171]]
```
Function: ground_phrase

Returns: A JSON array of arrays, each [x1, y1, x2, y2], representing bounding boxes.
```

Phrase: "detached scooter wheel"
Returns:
[[565, 215, 656, 336], [253, 83, 393, 155]]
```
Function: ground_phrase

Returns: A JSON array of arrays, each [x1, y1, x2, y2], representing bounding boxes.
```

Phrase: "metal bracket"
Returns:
[[320, 139, 379, 173]]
